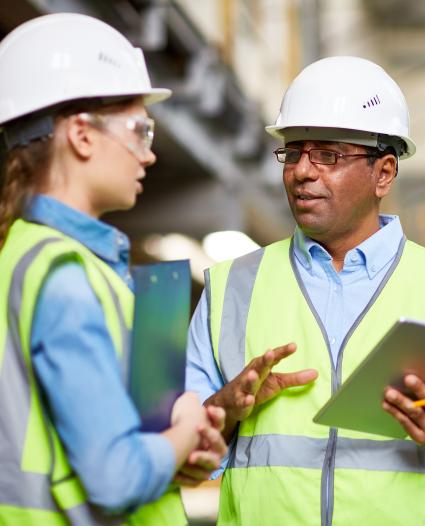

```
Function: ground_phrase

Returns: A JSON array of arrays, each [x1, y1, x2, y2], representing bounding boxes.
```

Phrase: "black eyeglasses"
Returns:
[[273, 147, 379, 166]]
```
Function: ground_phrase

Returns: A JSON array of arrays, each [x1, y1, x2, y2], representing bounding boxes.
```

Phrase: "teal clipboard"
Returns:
[[129, 260, 191, 431]]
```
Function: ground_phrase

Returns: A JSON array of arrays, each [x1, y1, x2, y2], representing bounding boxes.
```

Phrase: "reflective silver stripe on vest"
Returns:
[[0, 238, 62, 510], [1, 325, 58, 510], [217, 248, 265, 382], [230, 434, 425, 473], [0, 238, 127, 524], [203, 270, 214, 357], [230, 434, 327, 469], [99, 272, 130, 386], [66, 503, 123, 526]]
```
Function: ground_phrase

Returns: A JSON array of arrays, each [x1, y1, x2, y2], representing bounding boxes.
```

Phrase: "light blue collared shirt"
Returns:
[[27, 195, 176, 512], [185, 215, 404, 475]]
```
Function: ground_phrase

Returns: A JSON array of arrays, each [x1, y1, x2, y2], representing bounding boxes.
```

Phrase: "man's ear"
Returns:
[[375, 154, 397, 199], [66, 114, 96, 159]]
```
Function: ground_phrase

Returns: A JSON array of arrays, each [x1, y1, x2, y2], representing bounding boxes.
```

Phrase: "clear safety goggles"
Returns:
[[79, 112, 155, 160]]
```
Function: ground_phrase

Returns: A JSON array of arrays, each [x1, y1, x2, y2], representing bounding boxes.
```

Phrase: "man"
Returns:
[[186, 56, 425, 526]]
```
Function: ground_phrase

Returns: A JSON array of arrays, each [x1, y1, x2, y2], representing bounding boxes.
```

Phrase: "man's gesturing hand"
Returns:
[[205, 343, 318, 441]]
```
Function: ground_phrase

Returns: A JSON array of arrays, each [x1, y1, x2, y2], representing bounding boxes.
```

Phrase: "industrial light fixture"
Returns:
[[142, 231, 260, 284], [143, 233, 214, 284], [202, 231, 260, 262]]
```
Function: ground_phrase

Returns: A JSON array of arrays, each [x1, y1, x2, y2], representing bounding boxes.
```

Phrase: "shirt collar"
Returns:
[[24, 194, 130, 263], [293, 214, 404, 278], [356, 215, 403, 278], [293, 227, 317, 270]]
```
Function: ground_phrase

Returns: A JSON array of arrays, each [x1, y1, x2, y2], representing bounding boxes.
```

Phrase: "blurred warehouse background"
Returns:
[[2, 0, 425, 523]]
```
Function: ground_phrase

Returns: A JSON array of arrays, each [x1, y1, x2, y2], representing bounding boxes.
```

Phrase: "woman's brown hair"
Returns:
[[0, 138, 53, 247]]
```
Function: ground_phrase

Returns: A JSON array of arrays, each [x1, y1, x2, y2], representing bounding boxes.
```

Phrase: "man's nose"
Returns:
[[292, 151, 319, 181]]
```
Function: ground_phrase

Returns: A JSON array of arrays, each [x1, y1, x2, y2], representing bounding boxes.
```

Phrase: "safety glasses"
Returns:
[[79, 112, 155, 160]]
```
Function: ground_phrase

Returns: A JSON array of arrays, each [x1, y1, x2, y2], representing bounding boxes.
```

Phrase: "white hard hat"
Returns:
[[0, 12, 171, 126], [266, 56, 415, 159]]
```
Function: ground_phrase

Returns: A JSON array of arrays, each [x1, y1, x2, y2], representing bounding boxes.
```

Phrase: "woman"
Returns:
[[0, 12, 226, 526]]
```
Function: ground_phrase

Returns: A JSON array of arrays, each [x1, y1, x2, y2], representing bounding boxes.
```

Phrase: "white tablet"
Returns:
[[313, 318, 425, 438]]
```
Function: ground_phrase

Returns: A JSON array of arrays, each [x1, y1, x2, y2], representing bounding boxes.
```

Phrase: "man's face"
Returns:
[[282, 140, 380, 244]]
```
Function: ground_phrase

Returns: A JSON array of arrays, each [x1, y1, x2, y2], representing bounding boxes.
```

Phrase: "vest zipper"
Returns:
[[322, 427, 337, 526], [290, 237, 406, 526], [290, 245, 338, 526], [320, 351, 339, 526]]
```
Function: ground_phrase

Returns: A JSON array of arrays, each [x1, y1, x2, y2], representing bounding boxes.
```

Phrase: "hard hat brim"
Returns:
[[0, 88, 173, 126], [143, 88, 172, 105], [265, 124, 416, 160]]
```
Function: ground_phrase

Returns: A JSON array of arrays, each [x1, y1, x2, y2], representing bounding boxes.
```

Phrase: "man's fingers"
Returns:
[[216, 343, 300, 425], [385, 387, 425, 421], [263, 343, 298, 368], [250, 343, 297, 376], [405, 374, 425, 401], [274, 368, 319, 389], [267, 343, 298, 366], [382, 399, 425, 445], [239, 369, 260, 396], [383, 386, 425, 445]]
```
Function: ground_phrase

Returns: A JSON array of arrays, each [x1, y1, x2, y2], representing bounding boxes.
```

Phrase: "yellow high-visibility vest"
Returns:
[[0, 219, 186, 526], [207, 237, 425, 526]]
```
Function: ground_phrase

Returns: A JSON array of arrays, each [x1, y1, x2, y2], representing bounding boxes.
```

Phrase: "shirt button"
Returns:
[[350, 253, 359, 263], [117, 236, 124, 246], [370, 265, 376, 273], [331, 337, 336, 345]]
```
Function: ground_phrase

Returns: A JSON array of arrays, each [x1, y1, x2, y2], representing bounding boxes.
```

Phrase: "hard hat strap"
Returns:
[[2, 113, 54, 151], [377, 135, 406, 157], [0, 95, 136, 152]]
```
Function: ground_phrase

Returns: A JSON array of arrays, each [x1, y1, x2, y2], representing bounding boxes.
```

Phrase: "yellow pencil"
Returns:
[[412, 399, 425, 408]]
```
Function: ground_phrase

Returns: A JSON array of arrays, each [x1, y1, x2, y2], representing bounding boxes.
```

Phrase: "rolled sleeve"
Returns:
[[185, 290, 228, 478], [185, 290, 224, 403]]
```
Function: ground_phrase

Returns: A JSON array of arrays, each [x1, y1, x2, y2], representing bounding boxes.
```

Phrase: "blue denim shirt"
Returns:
[[27, 195, 175, 512]]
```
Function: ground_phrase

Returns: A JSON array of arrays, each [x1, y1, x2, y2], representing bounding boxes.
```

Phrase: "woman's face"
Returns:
[[84, 99, 157, 216]]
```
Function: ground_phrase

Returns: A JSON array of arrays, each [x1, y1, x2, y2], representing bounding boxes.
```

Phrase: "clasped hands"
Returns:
[[173, 402, 228, 487]]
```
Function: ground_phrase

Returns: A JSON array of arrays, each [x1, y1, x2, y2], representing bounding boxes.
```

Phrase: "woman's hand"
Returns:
[[173, 405, 227, 487]]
